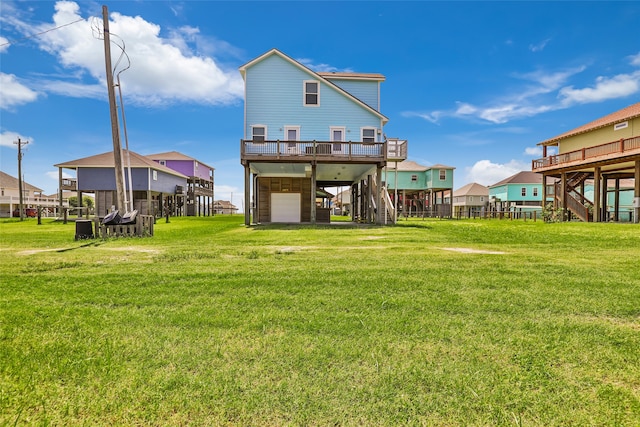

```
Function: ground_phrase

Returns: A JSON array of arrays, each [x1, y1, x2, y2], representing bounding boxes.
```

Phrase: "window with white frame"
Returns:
[[469, 196, 474, 202], [330, 126, 345, 151], [251, 125, 266, 142], [533, 188, 538, 197], [439, 169, 446, 180], [361, 128, 376, 143], [521, 187, 527, 197], [152, 170, 158, 181], [159, 160, 166, 166], [304, 81, 319, 106], [284, 126, 300, 148], [411, 175, 418, 182]]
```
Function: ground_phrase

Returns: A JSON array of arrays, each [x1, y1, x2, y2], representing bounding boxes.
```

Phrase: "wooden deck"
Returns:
[[240, 139, 406, 164], [532, 136, 640, 172]]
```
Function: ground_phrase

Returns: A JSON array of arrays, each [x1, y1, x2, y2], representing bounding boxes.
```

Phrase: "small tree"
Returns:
[[68, 196, 94, 214], [542, 203, 565, 223]]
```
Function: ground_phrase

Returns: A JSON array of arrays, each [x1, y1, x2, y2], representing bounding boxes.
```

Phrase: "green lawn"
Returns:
[[1, 215, 639, 426]]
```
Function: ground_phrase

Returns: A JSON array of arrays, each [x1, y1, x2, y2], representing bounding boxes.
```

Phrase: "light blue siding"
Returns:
[[425, 169, 454, 190], [324, 78, 380, 111], [245, 55, 382, 141]]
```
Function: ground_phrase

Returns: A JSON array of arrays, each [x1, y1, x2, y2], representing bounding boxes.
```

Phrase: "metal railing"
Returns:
[[241, 139, 387, 161], [532, 136, 640, 171]]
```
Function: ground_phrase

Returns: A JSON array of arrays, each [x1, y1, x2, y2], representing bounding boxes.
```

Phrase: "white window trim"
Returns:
[[361, 127, 377, 143], [284, 125, 300, 148], [521, 187, 527, 197], [330, 126, 345, 151], [439, 170, 446, 181], [303, 80, 320, 107], [251, 124, 267, 142], [152, 170, 158, 181]]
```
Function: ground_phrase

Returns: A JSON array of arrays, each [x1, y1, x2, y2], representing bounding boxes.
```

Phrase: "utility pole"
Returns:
[[14, 138, 29, 221], [102, 5, 126, 213]]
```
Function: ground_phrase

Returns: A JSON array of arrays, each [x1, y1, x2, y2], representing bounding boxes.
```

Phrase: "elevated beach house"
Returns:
[[383, 161, 455, 218], [488, 171, 546, 216], [239, 49, 406, 225], [532, 102, 640, 223], [452, 182, 489, 218]]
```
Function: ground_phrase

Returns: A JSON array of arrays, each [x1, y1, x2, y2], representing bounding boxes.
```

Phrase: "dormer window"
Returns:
[[304, 81, 319, 106]]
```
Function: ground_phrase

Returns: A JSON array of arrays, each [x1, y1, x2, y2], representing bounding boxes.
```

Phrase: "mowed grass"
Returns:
[[1, 215, 639, 426]]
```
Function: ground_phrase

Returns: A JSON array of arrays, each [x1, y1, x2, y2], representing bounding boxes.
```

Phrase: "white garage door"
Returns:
[[271, 193, 301, 223]]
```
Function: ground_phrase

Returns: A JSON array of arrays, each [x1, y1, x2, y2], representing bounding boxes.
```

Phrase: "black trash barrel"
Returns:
[[75, 220, 94, 240]]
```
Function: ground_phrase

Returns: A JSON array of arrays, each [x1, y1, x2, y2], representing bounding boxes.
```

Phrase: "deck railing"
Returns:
[[241, 139, 387, 161], [532, 136, 640, 171]]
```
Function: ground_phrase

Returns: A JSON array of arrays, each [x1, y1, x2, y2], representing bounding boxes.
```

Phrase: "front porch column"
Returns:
[[560, 172, 567, 221], [613, 178, 620, 222], [542, 174, 547, 210], [634, 160, 640, 224], [244, 165, 250, 225], [376, 166, 382, 224], [310, 163, 316, 224], [594, 167, 601, 222]]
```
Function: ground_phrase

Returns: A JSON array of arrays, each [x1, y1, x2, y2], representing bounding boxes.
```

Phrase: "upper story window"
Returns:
[[521, 187, 527, 197], [439, 169, 446, 180], [533, 188, 539, 197], [252, 125, 267, 142], [304, 81, 319, 106], [152, 170, 158, 181], [159, 160, 166, 166], [361, 128, 376, 143], [411, 175, 418, 182]]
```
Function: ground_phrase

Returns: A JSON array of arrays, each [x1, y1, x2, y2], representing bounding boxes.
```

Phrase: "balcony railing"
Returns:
[[241, 140, 387, 162], [533, 136, 640, 171]]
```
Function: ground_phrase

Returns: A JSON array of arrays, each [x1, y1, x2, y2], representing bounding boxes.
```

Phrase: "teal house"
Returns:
[[383, 161, 455, 217], [488, 171, 547, 214]]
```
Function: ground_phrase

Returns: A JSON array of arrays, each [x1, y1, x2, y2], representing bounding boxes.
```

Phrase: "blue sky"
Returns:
[[1, 1, 639, 206]]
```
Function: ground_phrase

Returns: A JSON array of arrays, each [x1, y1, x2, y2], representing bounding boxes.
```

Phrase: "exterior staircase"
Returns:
[[555, 172, 593, 222]]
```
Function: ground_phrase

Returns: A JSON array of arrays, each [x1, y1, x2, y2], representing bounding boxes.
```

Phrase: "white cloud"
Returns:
[[0, 73, 39, 110], [0, 130, 34, 147], [11, 1, 244, 107], [465, 159, 529, 187], [629, 52, 640, 67], [0, 36, 9, 53], [297, 58, 354, 73], [524, 146, 542, 156], [529, 38, 551, 52], [559, 71, 640, 104]]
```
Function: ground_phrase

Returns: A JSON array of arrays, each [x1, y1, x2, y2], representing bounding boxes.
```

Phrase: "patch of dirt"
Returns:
[[441, 247, 506, 255]]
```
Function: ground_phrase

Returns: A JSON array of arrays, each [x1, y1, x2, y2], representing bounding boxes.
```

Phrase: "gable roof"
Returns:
[[386, 160, 428, 172], [490, 171, 542, 187], [540, 102, 640, 146], [54, 150, 188, 179], [453, 182, 488, 197], [317, 71, 385, 82], [146, 151, 214, 171], [428, 163, 456, 170], [0, 170, 43, 192], [238, 48, 389, 124]]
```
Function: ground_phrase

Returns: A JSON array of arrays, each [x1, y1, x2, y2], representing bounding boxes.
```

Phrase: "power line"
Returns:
[[0, 18, 85, 48]]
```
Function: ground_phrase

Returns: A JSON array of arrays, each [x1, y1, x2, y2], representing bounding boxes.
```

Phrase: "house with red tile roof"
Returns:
[[532, 102, 640, 222]]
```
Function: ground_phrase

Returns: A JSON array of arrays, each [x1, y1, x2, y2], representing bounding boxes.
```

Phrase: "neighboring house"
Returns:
[[383, 161, 455, 218], [214, 200, 238, 214], [239, 48, 406, 225], [147, 151, 215, 216], [331, 187, 352, 215], [453, 182, 489, 218], [0, 170, 67, 217], [54, 150, 188, 217], [532, 102, 640, 222], [488, 171, 545, 214]]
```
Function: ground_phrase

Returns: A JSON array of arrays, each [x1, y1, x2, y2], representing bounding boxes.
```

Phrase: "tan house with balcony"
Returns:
[[532, 102, 640, 223]]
